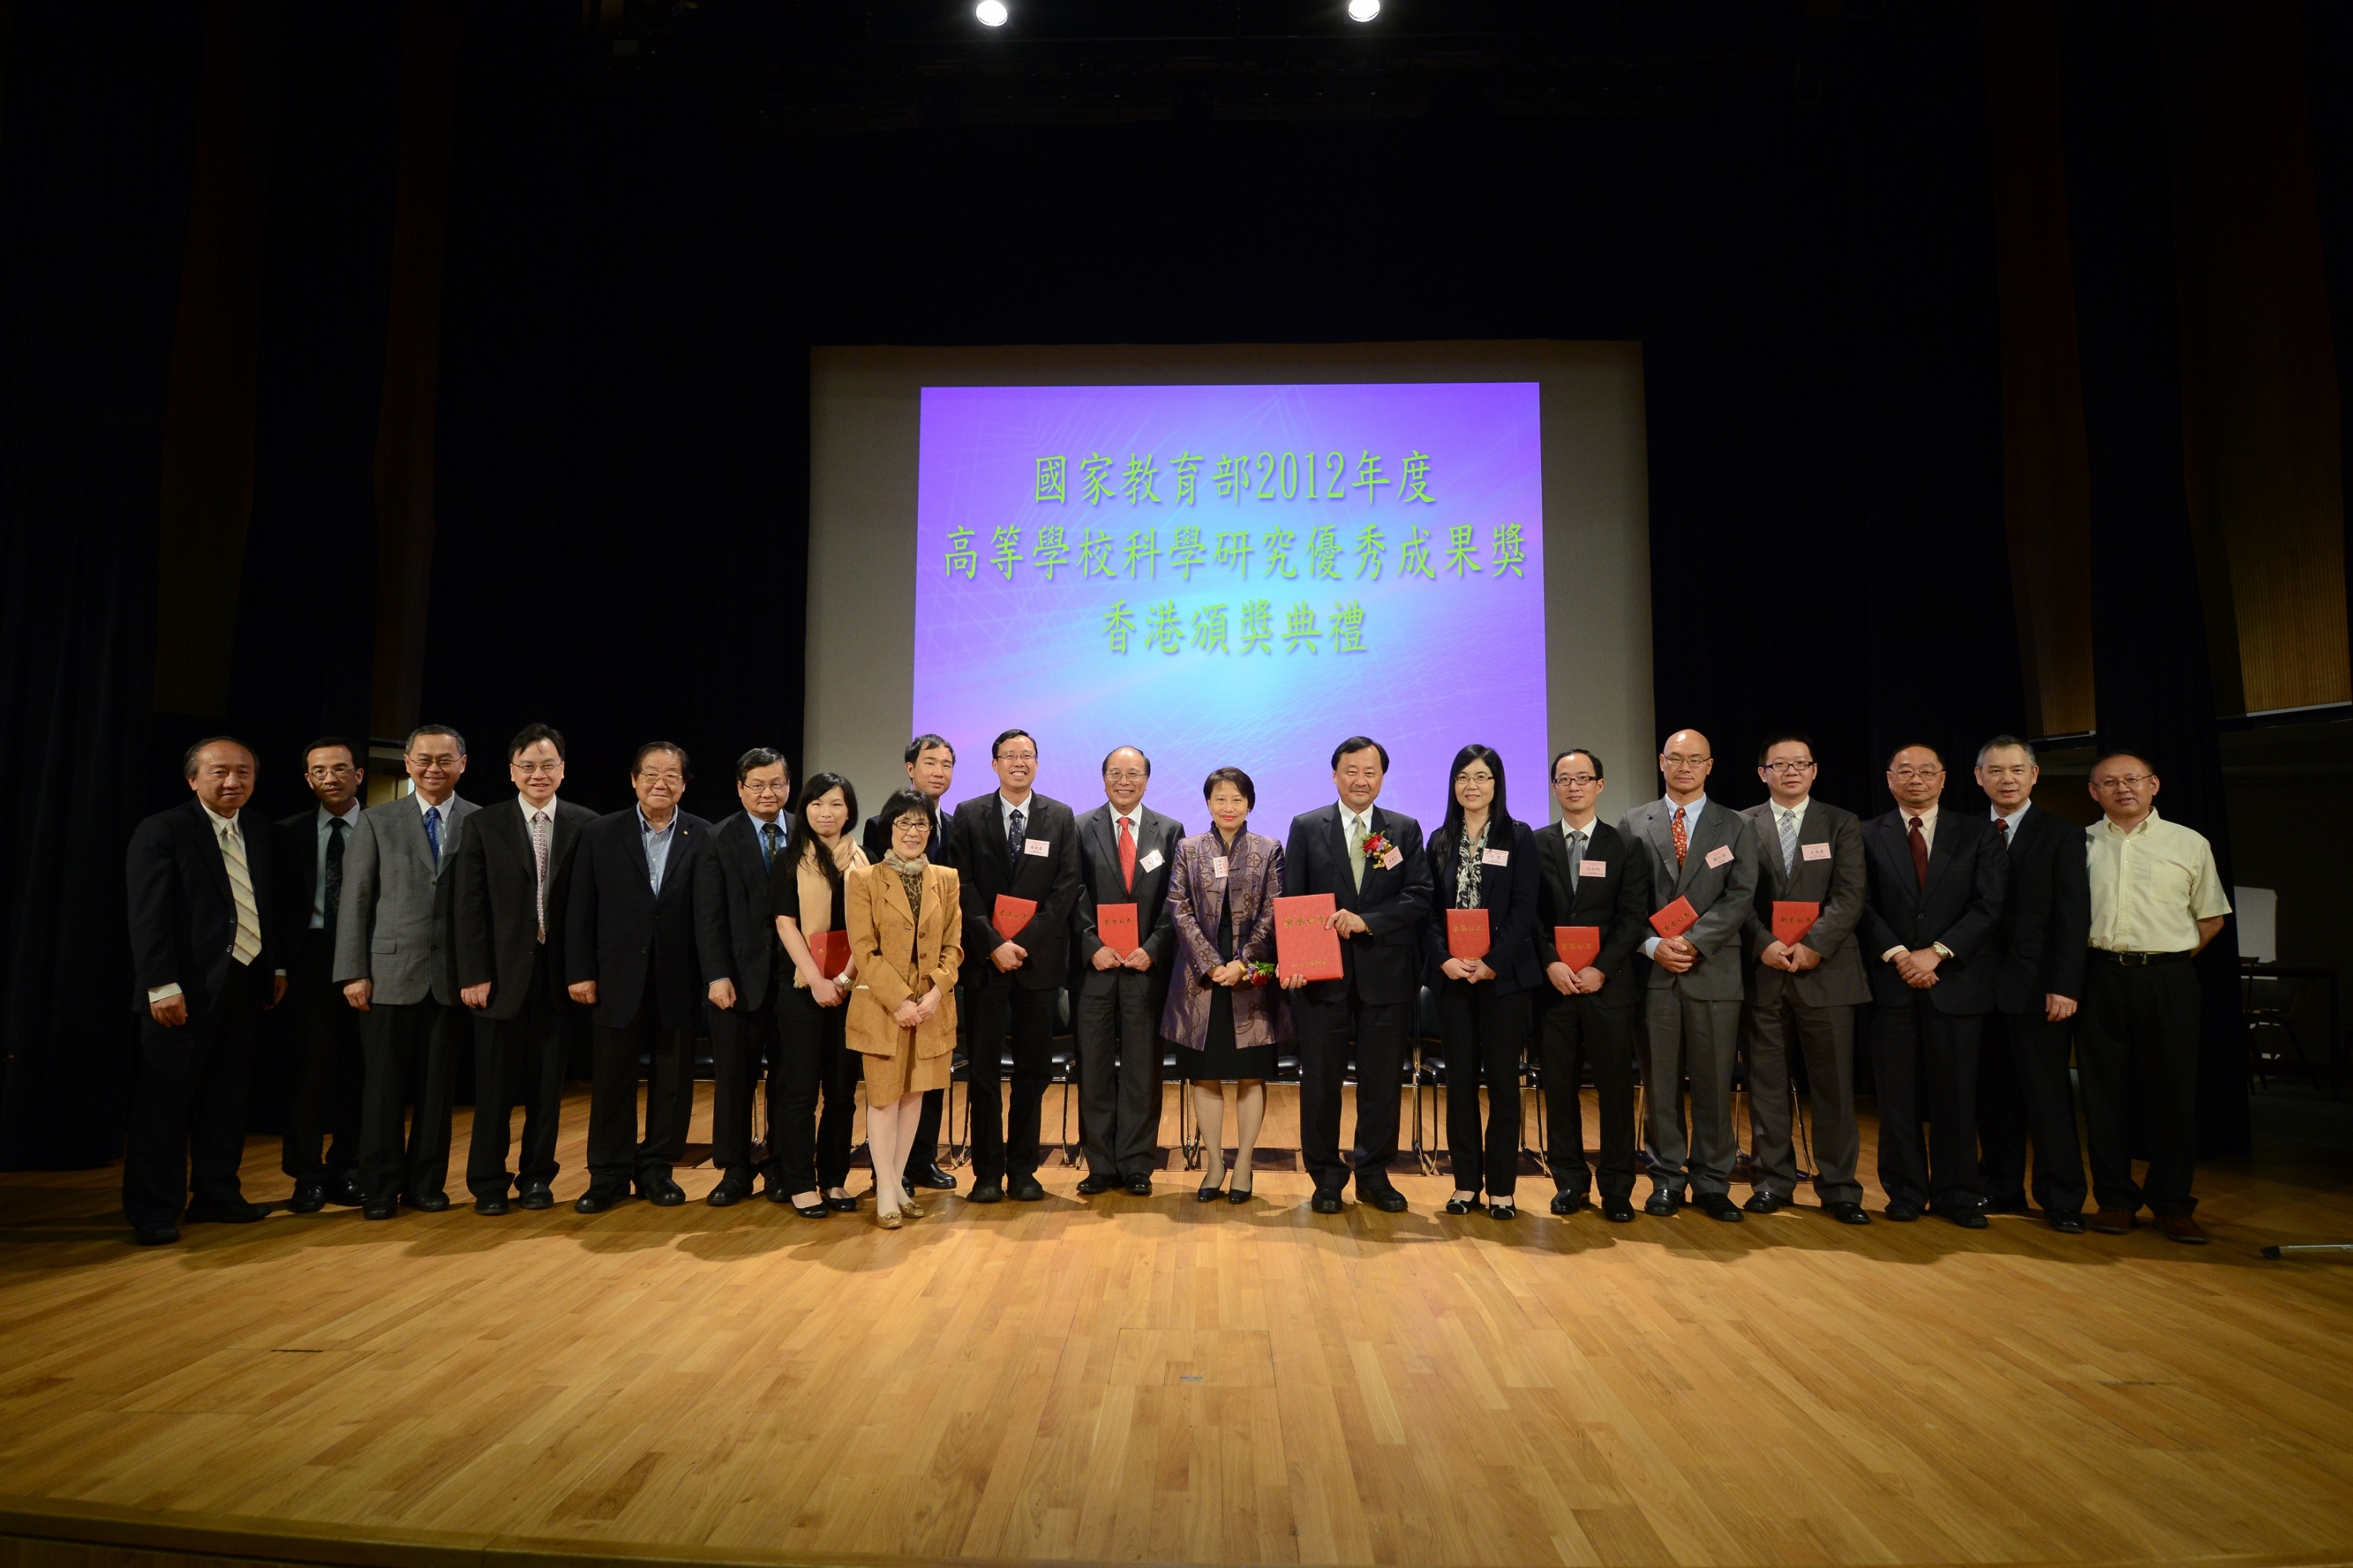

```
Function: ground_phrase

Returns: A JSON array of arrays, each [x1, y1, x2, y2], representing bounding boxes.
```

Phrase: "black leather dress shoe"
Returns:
[[1310, 1191, 1344, 1215], [1743, 1190, 1787, 1214], [403, 1191, 450, 1213], [362, 1200, 398, 1221], [515, 1181, 554, 1210], [2048, 1208, 2086, 1234], [967, 1180, 1004, 1204], [1883, 1202, 1922, 1222], [1945, 1208, 1989, 1230], [638, 1174, 687, 1207], [185, 1200, 269, 1224], [574, 1184, 629, 1213], [825, 1193, 860, 1212], [1697, 1193, 1745, 1223], [706, 1169, 755, 1207], [473, 1192, 511, 1216], [133, 1224, 180, 1246], [1008, 1176, 1047, 1202], [907, 1162, 958, 1191], [1825, 1202, 1871, 1225], [1125, 1175, 1153, 1197], [1361, 1186, 1408, 1214], [763, 1178, 794, 1204], [1601, 1195, 1636, 1223], [1076, 1173, 1119, 1195], [326, 1173, 366, 1208], [1644, 1188, 1681, 1218], [1550, 1191, 1587, 1217], [287, 1180, 328, 1214]]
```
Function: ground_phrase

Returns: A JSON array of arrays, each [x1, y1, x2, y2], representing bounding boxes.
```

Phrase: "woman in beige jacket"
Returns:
[[844, 788, 963, 1228]]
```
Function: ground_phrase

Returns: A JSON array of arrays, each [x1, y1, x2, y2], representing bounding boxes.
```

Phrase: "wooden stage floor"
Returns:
[[2, 1084, 2351, 1568]]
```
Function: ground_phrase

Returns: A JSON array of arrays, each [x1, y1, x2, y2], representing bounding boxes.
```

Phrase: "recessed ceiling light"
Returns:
[[976, 0, 1008, 25], [1347, 0, 1380, 20]]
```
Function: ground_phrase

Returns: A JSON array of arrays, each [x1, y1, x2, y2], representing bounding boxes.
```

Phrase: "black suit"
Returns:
[[123, 799, 283, 1230], [1978, 805, 2091, 1215], [1280, 802, 1432, 1198], [947, 791, 1083, 1184], [1069, 802, 1184, 1181], [1530, 819, 1652, 1201], [861, 797, 951, 1181], [453, 796, 593, 1199], [694, 811, 792, 1176], [1420, 817, 1539, 1199], [273, 806, 362, 1187], [1859, 805, 2006, 1213], [565, 808, 712, 1188]]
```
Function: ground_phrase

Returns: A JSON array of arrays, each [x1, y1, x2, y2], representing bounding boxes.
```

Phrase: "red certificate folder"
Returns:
[[808, 928, 850, 977], [1772, 900, 1821, 948], [993, 894, 1037, 943], [1445, 908, 1491, 961], [1272, 893, 1345, 983], [1648, 897, 1698, 940], [1095, 901, 1138, 955], [1554, 926, 1601, 970]]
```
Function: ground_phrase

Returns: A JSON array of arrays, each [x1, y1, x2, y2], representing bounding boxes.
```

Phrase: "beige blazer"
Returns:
[[843, 860, 963, 1060]]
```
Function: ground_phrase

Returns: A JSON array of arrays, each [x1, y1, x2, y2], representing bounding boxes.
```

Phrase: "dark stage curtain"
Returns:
[[2056, 2, 2249, 1157], [0, 10, 209, 1168], [2306, 2, 2353, 687]]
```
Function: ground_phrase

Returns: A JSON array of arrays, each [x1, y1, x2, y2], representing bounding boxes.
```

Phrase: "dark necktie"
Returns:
[[1566, 830, 1584, 892], [1007, 806, 1025, 868], [1908, 815, 1929, 888], [762, 821, 781, 870], [1994, 816, 2009, 849], [324, 817, 347, 938], [424, 804, 442, 870]]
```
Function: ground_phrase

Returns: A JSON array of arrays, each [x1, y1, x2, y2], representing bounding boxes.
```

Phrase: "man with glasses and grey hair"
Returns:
[[695, 746, 796, 1206]]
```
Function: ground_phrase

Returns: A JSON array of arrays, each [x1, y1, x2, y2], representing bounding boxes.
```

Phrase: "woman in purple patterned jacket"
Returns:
[[1160, 766, 1291, 1203]]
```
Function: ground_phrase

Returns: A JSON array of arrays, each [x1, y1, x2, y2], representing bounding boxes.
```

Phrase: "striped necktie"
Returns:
[[218, 820, 263, 966]]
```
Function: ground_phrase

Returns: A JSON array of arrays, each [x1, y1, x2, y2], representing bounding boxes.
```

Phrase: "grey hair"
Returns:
[[1976, 733, 2036, 768]]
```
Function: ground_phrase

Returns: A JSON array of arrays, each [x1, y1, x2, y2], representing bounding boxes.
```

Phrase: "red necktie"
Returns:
[[1117, 815, 1135, 892], [1671, 806, 1688, 866], [1908, 816, 1929, 887], [1994, 817, 2009, 846]]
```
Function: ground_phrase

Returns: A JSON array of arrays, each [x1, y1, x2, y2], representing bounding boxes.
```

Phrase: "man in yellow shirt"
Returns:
[[2080, 751, 2231, 1244]]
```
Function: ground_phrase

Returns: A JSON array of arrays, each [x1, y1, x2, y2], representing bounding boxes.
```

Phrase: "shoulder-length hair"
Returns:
[[789, 772, 860, 901]]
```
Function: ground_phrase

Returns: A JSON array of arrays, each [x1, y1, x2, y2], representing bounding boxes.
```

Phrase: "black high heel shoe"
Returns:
[[1227, 1177, 1252, 1204], [1197, 1167, 1227, 1202]]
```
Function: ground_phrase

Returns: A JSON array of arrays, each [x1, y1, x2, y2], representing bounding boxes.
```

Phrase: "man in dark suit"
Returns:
[[1531, 748, 1653, 1221], [861, 732, 957, 1195], [333, 725, 477, 1221], [1069, 745, 1185, 1196], [947, 728, 1082, 1202], [1618, 728, 1760, 1222], [453, 722, 596, 1214], [566, 742, 711, 1213], [1859, 742, 2007, 1227], [695, 746, 795, 1206], [1739, 732, 1870, 1224], [1281, 735, 1432, 1215], [273, 737, 364, 1213], [1973, 735, 2089, 1233], [123, 737, 287, 1245]]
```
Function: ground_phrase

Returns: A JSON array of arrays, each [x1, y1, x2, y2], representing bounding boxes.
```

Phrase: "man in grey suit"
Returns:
[[1739, 732, 1870, 1224], [1618, 728, 1759, 1222], [335, 724, 478, 1221]]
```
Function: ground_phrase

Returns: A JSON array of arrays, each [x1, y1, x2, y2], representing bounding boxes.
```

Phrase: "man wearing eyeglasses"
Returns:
[[694, 747, 796, 1206], [2079, 750, 2229, 1244], [274, 737, 366, 1213]]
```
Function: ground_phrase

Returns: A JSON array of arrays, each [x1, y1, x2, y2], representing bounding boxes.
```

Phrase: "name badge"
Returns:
[[1801, 842, 1832, 862], [1704, 845, 1734, 869], [1211, 855, 1229, 879], [1481, 848, 1510, 867], [1379, 846, 1403, 871], [1579, 859, 1608, 878], [1023, 838, 1052, 857], [1138, 848, 1164, 873]]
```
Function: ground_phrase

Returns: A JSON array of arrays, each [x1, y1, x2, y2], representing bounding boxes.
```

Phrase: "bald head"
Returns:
[[1659, 729, 1714, 804]]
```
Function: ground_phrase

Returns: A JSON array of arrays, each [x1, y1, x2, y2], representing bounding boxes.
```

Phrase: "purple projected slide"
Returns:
[[913, 382, 1546, 836]]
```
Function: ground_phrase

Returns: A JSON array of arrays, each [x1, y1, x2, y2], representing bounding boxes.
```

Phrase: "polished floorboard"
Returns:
[[2, 1082, 2351, 1568]]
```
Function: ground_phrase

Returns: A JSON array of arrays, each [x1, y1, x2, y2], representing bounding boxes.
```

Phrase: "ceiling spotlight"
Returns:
[[975, 0, 1008, 25], [1346, 0, 1380, 20]]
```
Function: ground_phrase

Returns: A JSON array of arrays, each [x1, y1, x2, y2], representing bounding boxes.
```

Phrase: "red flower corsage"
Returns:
[[1244, 961, 1277, 988], [1362, 832, 1392, 860]]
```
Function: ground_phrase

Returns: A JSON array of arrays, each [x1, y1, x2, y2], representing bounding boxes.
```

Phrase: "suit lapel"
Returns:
[[1641, 805, 1677, 889], [1921, 812, 1963, 900]]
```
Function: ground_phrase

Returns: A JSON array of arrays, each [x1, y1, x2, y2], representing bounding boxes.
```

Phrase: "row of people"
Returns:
[[122, 722, 2225, 1242]]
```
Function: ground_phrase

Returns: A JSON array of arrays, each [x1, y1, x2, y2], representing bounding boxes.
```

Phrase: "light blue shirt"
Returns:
[[746, 809, 787, 868], [639, 805, 680, 893], [1641, 793, 1709, 959], [311, 801, 361, 928]]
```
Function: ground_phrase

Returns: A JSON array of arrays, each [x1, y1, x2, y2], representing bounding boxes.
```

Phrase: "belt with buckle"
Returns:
[[2090, 948, 2191, 967]]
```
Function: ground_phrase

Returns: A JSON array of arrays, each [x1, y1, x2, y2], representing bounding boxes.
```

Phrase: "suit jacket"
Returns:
[[1421, 817, 1542, 994], [452, 796, 596, 1020], [1069, 802, 1185, 995], [1740, 798, 1870, 1008], [695, 811, 792, 1012], [1616, 797, 1759, 1002], [945, 791, 1082, 991], [564, 808, 712, 1030], [274, 808, 329, 955], [861, 800, 949, 867], [1279, 802, 1432, 1006], [1160, 828, 1292, 1050], [126, 799, 284, 1017], [1859, 806, 2007, 1015], [843, 860, 963, 1062], [333, 794, 477, 1006], [1529, 817, 1652, 1012], [1989, 806, 2089, 1014]]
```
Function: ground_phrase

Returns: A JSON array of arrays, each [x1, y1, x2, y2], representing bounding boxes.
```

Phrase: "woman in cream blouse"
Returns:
[[770, 772, 869, 1217]]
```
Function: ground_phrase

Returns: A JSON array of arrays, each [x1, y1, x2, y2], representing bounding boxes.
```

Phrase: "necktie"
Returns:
[[762, 820, 781, 871], [424, 804, 442, 870], [531, 809, 550, 943], [1778, 808, 1798, 875], [219, 820, 262, 966], [1566, 830, 1585, 892], [1908, 816, 1929, 887], [1672, 806, 1688, 866], [1994, 816, 2010, 849], [1116, 815, 1135, 892], [324, 817, 347, 939], [1007, 806, 1025, 868], [1346, 813, 1367, 890]]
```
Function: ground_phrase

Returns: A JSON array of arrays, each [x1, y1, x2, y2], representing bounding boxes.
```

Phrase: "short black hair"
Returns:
[[1757, 731, 1815, 766], [1202, 766, 1256, 808], [2089, 748, 2155, 775], [632, 741, 690, 778], [1102, 745, 1151, 777], [992, 728, 1036, 759], [1977, 733, 2036, 768], [905, 733, 954, 765], [182, 736, 255, 777], [301, 736, 357, 769], [508, 722, 566, 762], [1551, 748, 1603, 781], [1887, 741, 1944, 769], [1331, 735, 1388, 770], [736, 746, 789, 785], [404, 724, 466, 755], [876, 788, 934, 839]]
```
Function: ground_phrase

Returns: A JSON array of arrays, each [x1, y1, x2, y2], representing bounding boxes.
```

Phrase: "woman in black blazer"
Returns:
[[1422, 744, 1541, 1218]]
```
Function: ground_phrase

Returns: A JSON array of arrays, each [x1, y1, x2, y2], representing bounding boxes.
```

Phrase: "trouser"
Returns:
[[1745, 990, 1863, 1205], [357, 996, 458, 1207], [465, 944, 565, 1199], [280, 929, 361, 1180], [708, 982, 780, 1172], [2077, 956, 2201, 1217], [1641, 985, 1743, 1199], [1980, 1004, 2088, 1214], [123, 959, 264, 1229], [1869, 994, 1983, 1213], [1295, 988, 1411, 1196], [1437, 979, 1529, 1198], [772, 984, 861, 1194], [1539, 991, 1638, 1201], [587, 1003, 694, 1188], [967, 975, 1055, 1183], [1075, 972, 1162, 1179], [905, 1088, 945, 1181]]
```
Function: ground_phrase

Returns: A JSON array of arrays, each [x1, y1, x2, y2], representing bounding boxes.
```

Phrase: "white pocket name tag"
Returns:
[[1139, 848, 1164, 873], [1211, 856, 1229, 879], [1579, 859, 1608, 879], [1379, 846, 1403, 871], [1704, 845, 1734, 869], [1023, 838, 1052, 857], [1481, 847, 1510, 867], [1801, 842, 1833, 862]]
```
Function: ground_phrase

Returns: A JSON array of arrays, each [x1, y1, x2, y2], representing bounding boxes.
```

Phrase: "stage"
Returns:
[[2, 1086, 2351, 1568]]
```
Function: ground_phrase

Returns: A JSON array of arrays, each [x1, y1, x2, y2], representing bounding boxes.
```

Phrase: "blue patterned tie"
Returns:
[[762, 821, 781, 869], [1007, 807, 1025, 867], [424, 804, 442, 870]]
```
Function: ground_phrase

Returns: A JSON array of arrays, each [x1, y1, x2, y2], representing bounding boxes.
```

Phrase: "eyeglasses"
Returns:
[[2091, 773, 2154, 790], [305, 764, 356, 779], [1103, 769, 1146, 784], [1455, 770, 1495, 785], [1761, 760, 1815, 773], [512, 761, 562, 777], [408, 753, 461, 769], [1553, 773, 1599, 788], [996, 751, 1037, 764], [741, 780, 792, 796], [637, 770, 686, 786], [1889, 766, 1943, 781], [1662, 753, 1710, 768]]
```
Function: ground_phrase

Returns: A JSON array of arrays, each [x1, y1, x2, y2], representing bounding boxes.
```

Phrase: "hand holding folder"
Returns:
[[1648, 897, 1698, 940], [1445, 908, 1490, 962], [1095, 901, 1138, 957], [1553, 926, 1601, 971], [1771, 900, 1819, 949], [808, 928, 850, 978], [992, 894, 1036, 944], [1273, 893, 1344, 983]]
